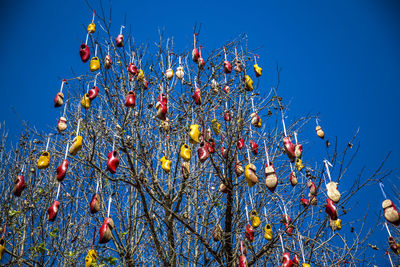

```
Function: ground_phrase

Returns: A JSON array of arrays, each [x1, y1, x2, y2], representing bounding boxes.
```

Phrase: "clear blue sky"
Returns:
[[0, 0, 399, 265]]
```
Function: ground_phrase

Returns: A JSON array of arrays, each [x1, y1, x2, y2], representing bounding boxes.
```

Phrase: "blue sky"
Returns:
[[0, 0, 399, 264]]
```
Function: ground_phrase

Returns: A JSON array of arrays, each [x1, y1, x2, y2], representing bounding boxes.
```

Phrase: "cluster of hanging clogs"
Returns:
[[381, 197, 400, 255]]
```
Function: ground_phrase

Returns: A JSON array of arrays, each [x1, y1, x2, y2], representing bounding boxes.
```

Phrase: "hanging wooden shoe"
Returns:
[[137, 69, 145, 81], [192, 87, 202, 105], [245, 224, 255, 241], [99, 217, 114, 244], [283, 137, 295, 162], [12, 175, 26, 197], [37, 151, 51, 169], [265, 163, 278, 192], [88, 85, 99, 100], [245, 163, 258, 187], [250, 140, 258, 155], [90, 57, 100, 72], [197, 142, 210, 163], [156, 101, 167, 121], [176, 66, 184, 80], [316, 125, 325, 139], [221, 146, 228, 158], [181, 162, 190, 179], [128, 63, 138, 76], [237, 138, 245, 150], [290, 171, 297, 186], [307, 180, 317, 195], [189, 124, 200, 144], [302, 263, 311, 267], [250, 112, 262, 128], [160, 156, 171, 173], [80, 44, 90, 63], [329, 218, 341, 231], [308, 193, 317, 206], [208, 138, 216, 154], [239, 255, 247, 267], [115, 34, 124, 47], [87, 22, 95, 34], [264, 224, 273, 240], [104, 55, 113, 69], [180, 144, 192, 161], [210, 79, 219, 92], [212, 224, 223, 242], [223, 60, 232, 74], [107, 151, 120, 174], [223, 84, 230, 94], [85, 249, 98, 267], [0, 238, 4, 260], [326, 182, 341, 203], [81, 93, 91, 109], [235, 161, 244, 176], [294, 143, 303, 158], [253, 64, 262, 78], [243, 75, 253, 91], [125, 91, 136, 108], [282, 215, 293, 235], [234, 60, 243, 72], [57, 117, 67, 132], [388, 236, 400, 255], [54, 92, 64, 108], [382, 199, 400, 226], [219, 182, 228, 193], [56, 159, 69, 182], [158, 92, 168, 104], [198, 50, 205, 69], [212, 119, 221, 135], [250, 210, 261, 228], [292, 254, 300, 266], [325, 198, 338, 220], [224, 110, 232, 121], [90, 193, 100, 214], [295, 159, 304, 171], [160, 118, 170, 132], [282, 252, 293, 267], [165, 68, 174, 80], [69, 136, 83, 156], [300, 198, 309, 207], [48, 200, 60, 222]]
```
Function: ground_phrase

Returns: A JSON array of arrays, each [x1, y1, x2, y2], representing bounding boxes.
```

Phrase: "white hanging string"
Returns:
[[94, 73, 99, 87], [120, 25, 125, 35], [20, 165, 25, 174], [107, 196, 112, 217], [62, 101, 68, 117], [64, 143, 69, 160], [94, 44, 98, 57], [384, 222, 392, 236], [245, 205, 249, 223], [279, 233, 285, 253], [223, 47, 227, 60], [388, 250, 394, 267], [251, 98, 255, 112], [379, 182, 387, 199], [264, 140, 270, 166], [316, 118, 320, 126], [60, 80, 65, 94], [298, 234, 306, 263], [248, 190, 254, 209], [76, 119, 81, 137], [46, 135, 51, 151], [263, 207, 269, 223], [281, 113, 287, 137], [246, 148, 251, 164], [85, 33, 89, 45], [95, 177, 99, 194], [294, 131, 298, 144], [324, 160, 333, 182], [56, 183, 61, 200]]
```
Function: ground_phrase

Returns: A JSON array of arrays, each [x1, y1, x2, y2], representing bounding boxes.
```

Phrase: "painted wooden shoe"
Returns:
[[125, 91, 136, 108], [198, 57, 205, 69], [282, 215, 294, 235], [326, 182, 341, 203], [243, 75, 253, 91], [128, 63, 138, 76], [197, 142, 210, 163], [223, 60, 232, 74], [90, 57, 100, 72], [264, 224, 273, 240], [176, 66, 184, 79], [282, 252, 293, 267], [0, 238, 5, 260], [283, 137, 295, 162], [81, 93, 91, 109], [115, 34, 124, 47], [80, 44, 90, 63], [107, 151, 119, 174], [56, 159, 69, 182], [212, 119, 221, 135], [192, 48, 200, 62], [12, 175, 26, 197], [329, 218, 341, 231], [307, 181, 317, 196], [57, 117, 67, 132], [88, 86, 99, 100], [250, 140, 258, 155], [237, 138, 245, 150], [165, 68, 174, 80], [189, 124, 200, 144], [37, 151, 51, 169], [180, 144, 192, 161], [48, 200, 60, 222], [325, 198, 338, 220], [85, 249, 98, 267], [224, 110, 232, 121], [69, 136, 83, 156], [87, 22, 96, 33], [250, 112, 262, 128], [220, 146, 228, 158], [316, 125, 325, 139], [239, 255, 247, 267], [235, 161, 244, 176], [192, 87, 202, 105], [90, 193, 100, 214], [245, 163, 258, 187], [382, 199, 400, 226], [265, 164, 278, 192], [388, 236, 400, 255], [54, 92, 64, 107], [295, 158, 304, 171], [294, 143, 303, 158], [160, 156, 171, 173], [245, 224, 255, 241], [156, 101, 167, 121], [99, 217, 114, 244], [250, 210, 261, 228], [210, 79, 218, 92], [104, 55, 113, 69], [253, 64, 262, 77], [290, 171, 297, 186]]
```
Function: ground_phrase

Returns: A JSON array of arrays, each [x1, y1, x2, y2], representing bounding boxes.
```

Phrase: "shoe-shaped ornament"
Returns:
[[0, 238, 5, 260], [88, 86, 99, 101], [57, 117, 67, 132], [48, 200, 60, 222], [208, 138, 216, 154], [223, 60, 232, 74], [235, 161, 244, 176], [292, 254, 300, 266], [212, 119, 221, 135], [250, 112, 262, 128], [245, 163, 258, 187], [239, 255, 247, 267], [115, 34, 124, 47], [325, 198, 338, 220], [69, 136, 83, 156], [80, 44, 90, 63], [13, 175, 27, 197], [382, 199, 400, 226], [192, 47, 200, 62], [307, 180, 317, 196], [99, 217, 114, 244], [54, 92, 64, 108], [300, 198, 309, 207], [329, 218, 342, 231], [85, 249, 98, 267], [160, 156, 171, 173], [90, 193, 100, 214], [388, 236, 400, 255], [253, 64, 262, 77], [282, 215, 294, 235], [155, 101, 167, 121], [309, 193, 317, 206], [161, 117, 170, 132], [243, 75, 253, 91], [212, 224, 223, 242], [128, 63, 138, 76], [294, 143, 303, 158], [192, 87, 202, 105], [234, 60, 243, 72], [282, 253, 293, 267], [180, 144, 192, 161], [81, 93, 91, 109], [290, 171, 298, 186], [176, 66, 184, 80], [198, 57, 205, 69], [37, 151, 51, 169], [181, 162, 190, 180], [137, 69, 145, 81], [107, 151, 120, 174], [283, 136, 295, 162], [326, 182, 341, 203], [56, 159, 69, 182], [245, 224, 255, 242], [210, 79, 219, 92], [237, 138, 245, 150], [87, 22, 95, 33], [197, 142, 210, 163], [90, 57, 100, 72], [295, 158, 304, 171], [165, 68, 174, 80], [264, 224, 273, 240], [250, 140, 258, 155], [302, 264, 311, 267], [265, 164, 278, 192], [219, 182, 228, 193], [125, 91, 136, 108], [158, 92, 168, 104], [189, 124, 200, 144], [221, 146, 228, 158], [223, 84, 230, 94], [104, 55, 113, 69], [224, 110, 232, 121], [316, 125, 325, 139], [250, 210, 261, 228]]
